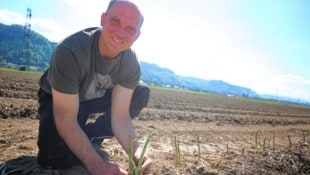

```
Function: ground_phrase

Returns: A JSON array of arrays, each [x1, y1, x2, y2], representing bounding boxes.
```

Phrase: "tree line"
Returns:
[[0, 23, 57, 70]]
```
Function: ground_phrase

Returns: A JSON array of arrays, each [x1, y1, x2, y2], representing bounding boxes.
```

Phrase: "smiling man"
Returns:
[[37, 0, 152, 174]]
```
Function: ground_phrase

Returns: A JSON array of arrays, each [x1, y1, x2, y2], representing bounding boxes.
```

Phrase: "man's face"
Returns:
[[100, 2, 142, 58]]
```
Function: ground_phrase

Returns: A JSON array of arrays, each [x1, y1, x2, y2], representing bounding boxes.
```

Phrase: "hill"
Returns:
[[0, 23, 57, 70], [140, 62, 258, 97], [0, 23, 259, 98]]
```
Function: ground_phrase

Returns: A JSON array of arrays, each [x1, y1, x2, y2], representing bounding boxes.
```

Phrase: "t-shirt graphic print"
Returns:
[[85, 73, 113, 100]]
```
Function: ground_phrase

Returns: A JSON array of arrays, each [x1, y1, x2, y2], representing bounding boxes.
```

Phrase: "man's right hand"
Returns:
[[90, 162, 128, 175]]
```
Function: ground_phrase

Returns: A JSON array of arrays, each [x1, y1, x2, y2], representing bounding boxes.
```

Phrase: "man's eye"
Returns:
[[126, 27, 136, 35], [111, 18, 119, 25]]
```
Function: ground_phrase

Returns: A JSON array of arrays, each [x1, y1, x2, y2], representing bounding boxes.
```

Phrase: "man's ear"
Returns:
[[134, 31, 141, 41], [100, 12, 106, 26]]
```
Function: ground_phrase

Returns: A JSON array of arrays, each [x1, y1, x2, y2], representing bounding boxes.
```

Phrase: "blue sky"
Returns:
[[0, 0, 309, 101]]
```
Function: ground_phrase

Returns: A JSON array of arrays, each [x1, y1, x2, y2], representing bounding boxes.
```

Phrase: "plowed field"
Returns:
[[1, 69, 310, 175]]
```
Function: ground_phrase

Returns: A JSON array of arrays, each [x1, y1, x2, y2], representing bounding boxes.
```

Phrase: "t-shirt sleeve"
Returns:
[[119, 51, 141, 89], [47, 44, 80, 94]]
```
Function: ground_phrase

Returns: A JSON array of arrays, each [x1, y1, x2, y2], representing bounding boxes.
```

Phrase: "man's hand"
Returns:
[[90, 162, 128, 175], [134, 154, 153, 174]]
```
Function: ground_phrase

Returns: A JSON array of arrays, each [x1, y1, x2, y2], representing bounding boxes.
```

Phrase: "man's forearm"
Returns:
[[112, 115, 138, 154], [55, 117, 105, 172]]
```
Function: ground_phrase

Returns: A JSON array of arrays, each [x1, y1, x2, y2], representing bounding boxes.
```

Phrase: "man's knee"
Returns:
[[135, 85, 150, 103], [130, 85, 150, 118]]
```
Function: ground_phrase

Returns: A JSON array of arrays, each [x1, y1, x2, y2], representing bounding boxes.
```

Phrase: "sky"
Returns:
[[0, 0, 310, 101]]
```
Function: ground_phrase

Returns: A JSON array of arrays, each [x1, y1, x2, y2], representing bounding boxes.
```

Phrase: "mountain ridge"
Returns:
[[1, 23, 308, 104], [140, 61, 258, 97]]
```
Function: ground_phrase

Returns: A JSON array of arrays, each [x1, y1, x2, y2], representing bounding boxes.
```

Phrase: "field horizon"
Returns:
[[0, 69, 310, 174]]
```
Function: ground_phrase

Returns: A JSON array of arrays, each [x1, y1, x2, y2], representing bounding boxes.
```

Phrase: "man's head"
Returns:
[[99, 0, 143, 59]]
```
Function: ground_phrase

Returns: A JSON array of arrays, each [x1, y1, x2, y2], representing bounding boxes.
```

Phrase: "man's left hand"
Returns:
[[134, 154, 152, 174]]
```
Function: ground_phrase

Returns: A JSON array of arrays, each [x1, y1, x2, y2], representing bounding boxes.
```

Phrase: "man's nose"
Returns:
[[115, 27, 126, 37]]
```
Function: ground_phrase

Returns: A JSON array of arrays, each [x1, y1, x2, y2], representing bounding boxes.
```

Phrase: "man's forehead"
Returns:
[[107, 2, 142, 25], [107, 1, 142, 16], [108, 1, 140, 14]]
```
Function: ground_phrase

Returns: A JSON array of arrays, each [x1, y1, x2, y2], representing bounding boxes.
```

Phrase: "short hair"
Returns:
[[106, 0, 144, 28], [106, 0, 118, 13]]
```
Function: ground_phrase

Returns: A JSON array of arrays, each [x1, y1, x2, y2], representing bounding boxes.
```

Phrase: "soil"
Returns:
[[0, 69, 310, 175]]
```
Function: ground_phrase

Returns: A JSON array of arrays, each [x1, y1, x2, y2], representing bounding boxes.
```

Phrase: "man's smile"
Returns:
[[112, 36, 123, 44]]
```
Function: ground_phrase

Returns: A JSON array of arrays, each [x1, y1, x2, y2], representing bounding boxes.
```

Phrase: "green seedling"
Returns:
[[174, 136, 181, 166], [272, 135, 276, 151], [263, 138, 267, 151], [128, 134, 154, 175], [197, 136, 201, 160], [302, 131, 307, 144], [288, 135, 292, 147], [226, 143, 229, 154], [255, 130, 262, 148], [241, 147, 245, 156]]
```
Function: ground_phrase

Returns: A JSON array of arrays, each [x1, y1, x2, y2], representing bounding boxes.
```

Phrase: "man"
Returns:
[[37, 0, 152, 174]]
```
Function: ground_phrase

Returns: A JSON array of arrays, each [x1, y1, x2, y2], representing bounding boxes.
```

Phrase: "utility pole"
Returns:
[[21, 7, 32, 70]]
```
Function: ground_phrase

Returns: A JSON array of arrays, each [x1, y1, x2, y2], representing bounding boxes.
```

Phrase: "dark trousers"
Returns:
[[37, 85, 150, 169]]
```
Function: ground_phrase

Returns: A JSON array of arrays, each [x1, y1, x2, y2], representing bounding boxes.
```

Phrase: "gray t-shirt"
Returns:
[[39, 27, 141, 102]]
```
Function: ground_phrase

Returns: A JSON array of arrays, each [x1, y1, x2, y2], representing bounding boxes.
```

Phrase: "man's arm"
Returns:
[[111, 84, 138, 152], [52, 89, 125, 174], [111, 85, 152, 173]]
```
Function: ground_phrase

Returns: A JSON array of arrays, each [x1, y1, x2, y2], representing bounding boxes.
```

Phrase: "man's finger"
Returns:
[[141, 156, 153, 174], [119, 167, 128, 175]]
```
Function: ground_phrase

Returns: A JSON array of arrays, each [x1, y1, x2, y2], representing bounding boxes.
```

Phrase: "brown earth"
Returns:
[[0, 69, 310, 175]]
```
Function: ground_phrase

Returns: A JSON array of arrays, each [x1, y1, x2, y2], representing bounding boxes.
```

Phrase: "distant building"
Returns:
[[19, 65, 44, 72], [0, 61, 7, 67], [0, 62, 18, 69]]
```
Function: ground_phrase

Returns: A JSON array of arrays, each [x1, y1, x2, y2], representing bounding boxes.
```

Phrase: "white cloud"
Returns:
[[60, 0, 106, 22], [31, 18, 68, 42], [273, 74, 310, 85], [131, 0, 310, 102], [0, 9, 25, 25], [52, 0, 106, 36], [62, 0, 104, 8], [0, 9, 68, 42], [254, 74, 310, 101]]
